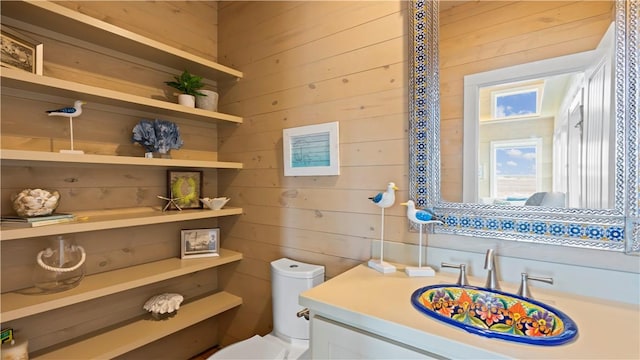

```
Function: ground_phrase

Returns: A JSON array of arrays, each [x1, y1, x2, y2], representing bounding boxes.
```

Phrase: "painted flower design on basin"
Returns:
[[411, 285, 578, 346]]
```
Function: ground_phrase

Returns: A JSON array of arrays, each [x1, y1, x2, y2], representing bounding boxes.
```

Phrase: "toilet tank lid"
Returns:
[[271, 258, 324, 279]]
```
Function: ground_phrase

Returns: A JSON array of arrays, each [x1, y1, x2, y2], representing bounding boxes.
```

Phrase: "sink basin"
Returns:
[[411, 284, 578, 345]]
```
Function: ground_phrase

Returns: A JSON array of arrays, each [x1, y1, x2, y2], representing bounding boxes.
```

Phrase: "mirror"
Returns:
[[463, 22, 615, 209], [408, 0, 639, 253]]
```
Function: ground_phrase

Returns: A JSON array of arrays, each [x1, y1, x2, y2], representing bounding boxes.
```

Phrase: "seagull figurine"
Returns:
[[46, 100, 86, 154], [46, 100, 85, 117], [401, 200, 441, 277], [401, 200, 437, 224], [368, 182, 398, 208], [367, 182, 399, 274]]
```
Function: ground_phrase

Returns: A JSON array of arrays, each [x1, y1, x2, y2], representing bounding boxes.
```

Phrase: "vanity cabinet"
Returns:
[[1, 1, 243, 358], [311, 315, 438, 359]]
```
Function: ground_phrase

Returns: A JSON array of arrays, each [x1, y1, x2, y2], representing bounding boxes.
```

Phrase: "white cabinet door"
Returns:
[[311, 316, 441, 359]]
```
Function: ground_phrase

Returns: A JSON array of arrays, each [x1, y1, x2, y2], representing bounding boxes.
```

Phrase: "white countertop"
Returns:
[[299, 263, 640, 359]]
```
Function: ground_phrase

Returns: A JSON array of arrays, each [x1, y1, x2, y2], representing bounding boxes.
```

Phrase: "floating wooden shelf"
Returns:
[[32, 291, 242, 359], [0, 206, 244, 241], [0, 69, 242, 124], [1, 249, 242, 322], [0, 149, 243, 169], [1, 0, 243, 81]]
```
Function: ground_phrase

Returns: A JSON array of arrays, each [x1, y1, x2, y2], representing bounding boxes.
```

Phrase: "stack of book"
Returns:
[[1, 213, 76, 227]]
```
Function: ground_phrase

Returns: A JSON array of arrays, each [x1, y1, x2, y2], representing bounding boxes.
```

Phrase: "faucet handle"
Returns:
[[441, 262, 469, 286], [517, 273, 553, 299]]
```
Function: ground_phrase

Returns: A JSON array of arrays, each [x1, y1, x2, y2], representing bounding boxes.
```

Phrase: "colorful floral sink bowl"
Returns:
[[411, 285, 578, 346]]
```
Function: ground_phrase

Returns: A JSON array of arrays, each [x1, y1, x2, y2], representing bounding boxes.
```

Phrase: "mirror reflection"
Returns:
[[439, 1, 615, 210], [463, 23, 615, 209]]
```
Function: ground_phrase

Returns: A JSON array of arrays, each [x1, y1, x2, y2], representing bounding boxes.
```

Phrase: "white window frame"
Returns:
[[489, 138, 543, 199]]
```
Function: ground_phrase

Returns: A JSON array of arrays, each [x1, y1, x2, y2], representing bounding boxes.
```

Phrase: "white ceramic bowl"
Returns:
[[200, 197, 230, 210]]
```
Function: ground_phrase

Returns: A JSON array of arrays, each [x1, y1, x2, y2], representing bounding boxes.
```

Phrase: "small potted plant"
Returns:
[[164, 70, 206, 108]]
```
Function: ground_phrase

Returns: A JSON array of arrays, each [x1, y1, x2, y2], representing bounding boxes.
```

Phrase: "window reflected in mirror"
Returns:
[[461, 22, 615, 210]]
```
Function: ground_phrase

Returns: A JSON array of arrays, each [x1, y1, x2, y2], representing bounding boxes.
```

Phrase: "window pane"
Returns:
[[494, 145, 537, 199], [495, 90, 537, 118]]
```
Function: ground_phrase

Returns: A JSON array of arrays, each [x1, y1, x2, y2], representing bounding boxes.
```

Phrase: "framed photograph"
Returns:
[[283, 121, 340, 176], [167, 170, 203, 210], [181, 228, 219, 259], [1, 26, 43, 75]]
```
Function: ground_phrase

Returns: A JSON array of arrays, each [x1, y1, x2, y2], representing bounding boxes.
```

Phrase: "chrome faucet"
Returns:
[[483, 249, 500, 290], [517, 273, 554, 299], [441, 262, 469, 286]]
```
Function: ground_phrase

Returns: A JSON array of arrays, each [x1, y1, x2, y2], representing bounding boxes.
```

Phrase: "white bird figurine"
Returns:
[[401, 200, 442, 277], [368, 182, 398, 208], [367, 182, 399, 274], [46, 100, 85, 117], [46, 100, 86, 154], [401, 200, 437, 224]]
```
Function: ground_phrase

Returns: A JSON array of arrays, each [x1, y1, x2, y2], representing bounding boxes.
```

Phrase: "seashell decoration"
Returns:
[[200, 197, 230, 210], [143, 293, 184, 320], [12, 189, 60, 217]]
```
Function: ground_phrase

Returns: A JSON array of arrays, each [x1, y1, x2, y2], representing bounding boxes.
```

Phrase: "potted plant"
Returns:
[[165, 70, 206, 108]]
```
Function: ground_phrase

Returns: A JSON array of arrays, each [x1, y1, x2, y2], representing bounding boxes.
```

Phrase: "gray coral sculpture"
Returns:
[[132, 119, 183, 154]]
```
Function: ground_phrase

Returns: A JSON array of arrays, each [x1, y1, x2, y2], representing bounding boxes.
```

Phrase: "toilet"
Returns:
[[209, 258, 324, 359]]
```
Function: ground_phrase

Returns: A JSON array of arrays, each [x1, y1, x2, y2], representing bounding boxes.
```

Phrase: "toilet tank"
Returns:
[[270, 258, 324, 341]]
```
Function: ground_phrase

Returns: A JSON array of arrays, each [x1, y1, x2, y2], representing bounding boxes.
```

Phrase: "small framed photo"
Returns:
[[181, 228, 220, 259], [167, 170, 203, 210], [283, 121, 340, 176], [1, 26, 43, 75]]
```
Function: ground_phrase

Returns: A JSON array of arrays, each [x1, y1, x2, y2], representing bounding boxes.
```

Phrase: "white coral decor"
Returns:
[[143, 293, 184, 316], [12, 188, 60, 217]]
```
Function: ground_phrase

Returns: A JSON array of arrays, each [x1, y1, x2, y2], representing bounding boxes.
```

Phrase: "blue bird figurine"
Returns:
[[369, 182, 398, 208], [402, 200, 440, 277], [46, 100, 85, 117], [46, 100, 86, 154], [401, 200, 437, 224]]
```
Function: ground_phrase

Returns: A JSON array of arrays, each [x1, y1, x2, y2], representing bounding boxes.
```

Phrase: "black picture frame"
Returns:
[[167, 170, 203, 210]]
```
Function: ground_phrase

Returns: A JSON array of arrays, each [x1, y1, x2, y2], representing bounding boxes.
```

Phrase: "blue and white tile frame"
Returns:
[[408, 0, 638, 252]]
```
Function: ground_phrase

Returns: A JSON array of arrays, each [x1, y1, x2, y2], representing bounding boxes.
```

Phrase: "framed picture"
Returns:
[[283, 121, 340, 176], [1, 26, 43, 75], [181, 228, 219, 259], [167, 170, 203, 210]]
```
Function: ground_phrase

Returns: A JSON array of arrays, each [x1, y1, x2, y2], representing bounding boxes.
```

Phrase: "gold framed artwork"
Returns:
[[1, 26, 43, 75]]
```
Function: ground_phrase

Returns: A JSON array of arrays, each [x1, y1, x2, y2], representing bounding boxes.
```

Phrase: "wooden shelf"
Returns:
[[32, 291, 242, 359], [1, 149, 243, 169], [1, 249, 242, 322], [1, 68, 242, 124], [0, 206, 244, 241], [1, 1, 243, 81]]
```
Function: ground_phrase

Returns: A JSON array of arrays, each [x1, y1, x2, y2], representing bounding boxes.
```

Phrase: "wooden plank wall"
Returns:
[[216, 1, 411, 346], [439, 1, 614, 202], [1, 2, 227, 358]]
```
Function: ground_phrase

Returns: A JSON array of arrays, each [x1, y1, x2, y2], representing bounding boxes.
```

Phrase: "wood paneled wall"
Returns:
[[216, 1, 411, 345], [1, 2, 225, 358], [439, 1, 614, 202]]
